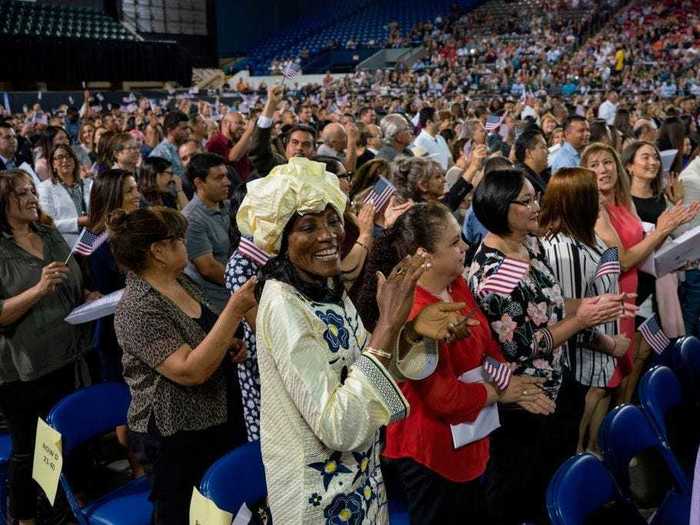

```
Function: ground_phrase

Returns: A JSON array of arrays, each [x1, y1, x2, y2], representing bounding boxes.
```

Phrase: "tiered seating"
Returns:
[[247, 0, 477, 75], [0, 0, 135, 41]]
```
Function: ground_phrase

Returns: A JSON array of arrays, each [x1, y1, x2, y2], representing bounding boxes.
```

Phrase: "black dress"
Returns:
[[632, 193, 666, 320]]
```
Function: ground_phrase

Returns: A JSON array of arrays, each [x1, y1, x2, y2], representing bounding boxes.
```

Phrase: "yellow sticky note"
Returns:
[[32, 417, 63, 505], [190, 486, 233, 525]]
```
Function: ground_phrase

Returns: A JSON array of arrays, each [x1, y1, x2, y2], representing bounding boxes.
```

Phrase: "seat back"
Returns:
[[679, 336, 700, 397], [599, 404, 691, 496], [639, 366, 682, 442], [546, 453, 645, 525], [200, 440, 267, 515], [47, 382, 130, 456]]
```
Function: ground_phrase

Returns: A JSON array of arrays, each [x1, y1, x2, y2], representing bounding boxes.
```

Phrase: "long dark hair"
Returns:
[[48, 143, 81, 184], [138, 156, 172, 206], [622, 140, 663, 197], [0, 169, 54, 234], [88, 169, 134, 233], [353, 202, 452, 331]]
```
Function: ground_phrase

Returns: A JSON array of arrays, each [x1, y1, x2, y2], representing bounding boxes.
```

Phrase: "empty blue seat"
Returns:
[[639, 366, 682, 442], [598, 404, 691, 525], [47, 383, 152, 525], [546, 453, 646, 525]]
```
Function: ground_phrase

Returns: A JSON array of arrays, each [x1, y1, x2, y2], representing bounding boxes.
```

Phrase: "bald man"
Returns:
[[317, 122, 358, 172], [206, 111, 255, 181]]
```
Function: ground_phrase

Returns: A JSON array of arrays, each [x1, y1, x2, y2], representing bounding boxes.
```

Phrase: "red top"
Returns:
[[605, 202, 644, 381], [206, 132, 253, 182], [383, 276, 504, 482]]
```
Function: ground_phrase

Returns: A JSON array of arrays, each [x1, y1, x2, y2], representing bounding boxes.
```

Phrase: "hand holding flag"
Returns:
[[281, 62, 301, 86], [362, 176, 397, 214], [65, 229, 108, 264]]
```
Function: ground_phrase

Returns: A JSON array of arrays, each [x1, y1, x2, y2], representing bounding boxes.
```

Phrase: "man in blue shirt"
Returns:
[[549, 115, 590, 174], [150, 111, 190, 178]]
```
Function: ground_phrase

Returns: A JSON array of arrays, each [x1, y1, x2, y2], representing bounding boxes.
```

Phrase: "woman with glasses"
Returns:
[[138, 156, 188, 210], [467, 169, 631, 524], [111, 206, 254, 524], [37, 144, 92, 246]]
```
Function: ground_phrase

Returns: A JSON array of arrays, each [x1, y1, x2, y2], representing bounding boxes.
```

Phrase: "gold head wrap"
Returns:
[[236, 157, 347, 256]]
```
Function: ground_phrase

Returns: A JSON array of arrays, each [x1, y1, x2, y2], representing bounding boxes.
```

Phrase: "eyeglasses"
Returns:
[[511, 192, 541, 209], [53, 155, 74, 162], [120, 144, 140, 151]]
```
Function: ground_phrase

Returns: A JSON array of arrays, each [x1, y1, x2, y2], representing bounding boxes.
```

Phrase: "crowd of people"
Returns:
[[1, 0, 700, 524]]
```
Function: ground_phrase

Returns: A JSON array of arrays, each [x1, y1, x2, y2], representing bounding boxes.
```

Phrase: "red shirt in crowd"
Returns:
[[384, 276, 505, 483], [206, 132, 253, 182]]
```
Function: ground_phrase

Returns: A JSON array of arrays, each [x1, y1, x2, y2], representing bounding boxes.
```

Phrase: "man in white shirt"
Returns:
[[597, 90, 618, 125], [412, 107, 451, 170]]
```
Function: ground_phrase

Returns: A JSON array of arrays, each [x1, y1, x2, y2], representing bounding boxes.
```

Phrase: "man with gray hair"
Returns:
[[375, 113, 414, 162]]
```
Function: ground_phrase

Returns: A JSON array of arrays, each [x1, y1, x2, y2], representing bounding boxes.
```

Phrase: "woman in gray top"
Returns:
[[0, 169, 93, 524]]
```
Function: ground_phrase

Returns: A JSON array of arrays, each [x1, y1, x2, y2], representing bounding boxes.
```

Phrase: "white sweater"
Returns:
[[38, 178, 92, 246]]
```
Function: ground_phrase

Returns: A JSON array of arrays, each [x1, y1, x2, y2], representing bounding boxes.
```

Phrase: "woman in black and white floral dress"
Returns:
[[467, 169, 632, 524]]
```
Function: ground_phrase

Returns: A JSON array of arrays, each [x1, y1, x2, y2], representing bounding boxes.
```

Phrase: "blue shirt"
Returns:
[[549, 142, 580, 174], [150, 139, 185, 178], [462, 207, 488, 245]]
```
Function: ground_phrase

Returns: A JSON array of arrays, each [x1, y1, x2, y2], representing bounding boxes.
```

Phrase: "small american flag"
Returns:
[[362, 176, 397, 213], [66, 229, 108, 262], [282, 63, 301, 81], [639, 314, 671, 355], [483, 356, 512, 390], [478, 258, 529, 297], [484, 114, 505, 132], [593, 247, 621, 281], [237, 237, 270, 267]]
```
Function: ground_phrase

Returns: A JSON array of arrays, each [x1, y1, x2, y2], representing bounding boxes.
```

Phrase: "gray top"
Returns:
[[114, 272, 227, 436], [0, 224, 92, 384], [182, 195, 232, 314]]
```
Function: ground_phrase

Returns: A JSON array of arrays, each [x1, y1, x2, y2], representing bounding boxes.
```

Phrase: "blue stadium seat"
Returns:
[[47, 383, 152, 525], [679, 336, 700, 398], [639, 366, 682, 443], [0, 432, 11, 525], [200, 440, 409, 523], [546, 453, 646, 525], [598, 404, 691, 525], [199, 441, 266, 516]]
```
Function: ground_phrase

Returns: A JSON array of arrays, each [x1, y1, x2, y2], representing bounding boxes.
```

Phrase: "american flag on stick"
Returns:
[[282, 63, 301, 84], [237, 237, 270, 267], [362, 176, 397, 213], [639, 314, 671, 355], [484, 114, 505, 132], [483, 356, 512, 390], [592, 247, 621, 281], [478, 258, 529, 298], [65, 229, 108, 263]]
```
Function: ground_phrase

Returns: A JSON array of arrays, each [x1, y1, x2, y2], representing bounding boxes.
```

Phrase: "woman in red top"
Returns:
[[582, 142, 696, 402], [379, 202, 555, 524]]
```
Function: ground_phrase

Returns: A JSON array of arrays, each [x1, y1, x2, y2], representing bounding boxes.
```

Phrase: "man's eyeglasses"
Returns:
[[511, 192, 541, 209]]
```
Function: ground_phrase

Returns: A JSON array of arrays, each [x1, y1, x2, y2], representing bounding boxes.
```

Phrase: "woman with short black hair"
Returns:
[[468, 169, 632, 524]]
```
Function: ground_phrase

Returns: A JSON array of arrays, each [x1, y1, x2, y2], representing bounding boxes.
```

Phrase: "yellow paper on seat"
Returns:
[[32, 417, 63, 505], [190, 486, 233, 525]]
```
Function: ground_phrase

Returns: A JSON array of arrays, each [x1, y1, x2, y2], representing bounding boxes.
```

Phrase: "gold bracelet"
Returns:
[[356, 240, 369, 251], [364, 346, 392, 360]]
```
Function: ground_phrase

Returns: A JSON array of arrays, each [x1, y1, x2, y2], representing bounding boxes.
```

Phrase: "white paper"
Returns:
[[660, 149, 678, 173], [639, 223, 700, 277], [65, 289, 124, 325], [450, 366, 500, 449]]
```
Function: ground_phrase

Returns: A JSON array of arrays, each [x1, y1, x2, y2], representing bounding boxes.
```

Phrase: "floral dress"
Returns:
[[224, 249, 262, 442], [468, 235, 565, 399], [256, 279, 408, 525]]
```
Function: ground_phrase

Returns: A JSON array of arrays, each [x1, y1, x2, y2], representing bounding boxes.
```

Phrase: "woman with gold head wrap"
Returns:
[[237, 157, 469, 524]]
